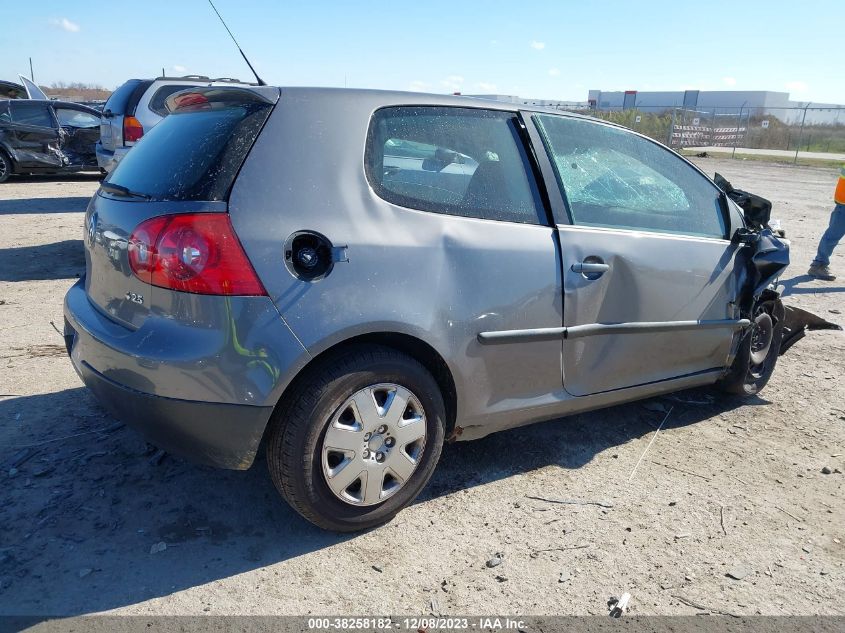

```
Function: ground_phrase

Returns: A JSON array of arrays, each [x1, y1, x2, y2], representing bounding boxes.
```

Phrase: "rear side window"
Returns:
[[148, 84, 195, 116], [56, 108, 100, 128], [534, 114, 726, 239], [104, 79, 152, 115], [0, 83, 25, 100], [366, 107, 544, 224], [106, 95, 273, 201], [9, 102, 53, 127]]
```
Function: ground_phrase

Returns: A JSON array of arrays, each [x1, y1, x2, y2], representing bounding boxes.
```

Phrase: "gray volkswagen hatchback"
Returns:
[[64, 86, 788, 531]]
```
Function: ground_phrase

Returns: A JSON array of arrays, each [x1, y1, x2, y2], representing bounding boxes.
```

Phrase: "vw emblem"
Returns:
[[87, 212, 98, 245]]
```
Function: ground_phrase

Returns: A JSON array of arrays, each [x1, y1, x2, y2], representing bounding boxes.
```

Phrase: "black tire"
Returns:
[[717, 298, 785, 396], [266, 345, 446, 531], [0, 151, 12, 184]]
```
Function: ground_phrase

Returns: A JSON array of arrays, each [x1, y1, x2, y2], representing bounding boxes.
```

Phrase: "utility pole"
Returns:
[[794, 102, 811, 165], [667, 107, 676, 146], [732, 101, 747, 159]]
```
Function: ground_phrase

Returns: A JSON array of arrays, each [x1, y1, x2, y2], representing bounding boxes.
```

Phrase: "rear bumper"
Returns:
[[72, 357, 272, 469], [63, 277, 308, 469], [95, 143, 129, 173]]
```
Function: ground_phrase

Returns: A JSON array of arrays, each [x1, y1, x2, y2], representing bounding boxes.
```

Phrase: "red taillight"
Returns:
[[171, 92, 212, 112], [128, 213, 266, 296], [123, 115, 144, 143]]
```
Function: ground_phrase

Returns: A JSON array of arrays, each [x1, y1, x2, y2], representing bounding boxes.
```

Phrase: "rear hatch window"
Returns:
[[148, 84, 196, 116], [101, 79, 151, 150], [104, 88, 275, 201], [103, 79, 150, 116]]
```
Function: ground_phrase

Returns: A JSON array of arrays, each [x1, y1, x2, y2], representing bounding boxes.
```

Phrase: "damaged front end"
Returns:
[[720, 174, 841, 366], [0, 98, 101, 178]]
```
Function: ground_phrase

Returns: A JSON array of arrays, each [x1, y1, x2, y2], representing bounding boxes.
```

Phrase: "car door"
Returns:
[[54, 105, 101, 167], [7, 101, 62, 168], [528, 113, 744, 396]]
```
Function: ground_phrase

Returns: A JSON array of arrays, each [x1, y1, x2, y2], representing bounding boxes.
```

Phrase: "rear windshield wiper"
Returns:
[[100, 182, 151, 200]]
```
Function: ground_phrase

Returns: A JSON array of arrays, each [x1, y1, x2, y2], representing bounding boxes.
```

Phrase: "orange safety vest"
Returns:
[[836, 165, 845, 205]]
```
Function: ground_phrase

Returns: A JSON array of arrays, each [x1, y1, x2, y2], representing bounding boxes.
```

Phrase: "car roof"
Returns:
[[0, 80, 24, 90], [118, 76, 255, 86], [0, 98, 102, 115], [271, 86, 600, 120]]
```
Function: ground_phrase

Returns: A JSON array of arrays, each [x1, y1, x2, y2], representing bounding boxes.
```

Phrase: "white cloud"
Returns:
[[173, 65, 187, 73], [476, 82, 497, 92], [409, 80, 430, 92], [785, 80, 808, 93], [530, 40, 546, 50], [50, 17, 80, 32], [440, 75, 465, 92], [548, 68, 561, 77], [490, 39, 499, 46], [722, 76, 737, 86]]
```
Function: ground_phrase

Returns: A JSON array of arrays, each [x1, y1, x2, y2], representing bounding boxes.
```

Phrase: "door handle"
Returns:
[[571, 262, 610, 274]]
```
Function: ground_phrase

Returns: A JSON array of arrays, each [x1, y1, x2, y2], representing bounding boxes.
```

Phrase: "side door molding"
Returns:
[[478, 318, 750, 345]]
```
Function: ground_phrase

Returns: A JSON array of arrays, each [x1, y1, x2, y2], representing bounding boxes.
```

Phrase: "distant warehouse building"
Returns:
[[468, 94, 589, 108], [588, 89, 843, 124]]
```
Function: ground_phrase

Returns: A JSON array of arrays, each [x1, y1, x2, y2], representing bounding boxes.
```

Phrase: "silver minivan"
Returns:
[[65, 86, 791, 531], [96, 75, 254, 173]]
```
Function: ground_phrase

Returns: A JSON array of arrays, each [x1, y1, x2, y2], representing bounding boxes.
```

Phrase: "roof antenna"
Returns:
[[207, 0, 266, 86]]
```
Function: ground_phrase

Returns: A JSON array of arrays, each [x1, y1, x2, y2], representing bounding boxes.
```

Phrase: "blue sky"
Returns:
[[1, 0, 843, 103]]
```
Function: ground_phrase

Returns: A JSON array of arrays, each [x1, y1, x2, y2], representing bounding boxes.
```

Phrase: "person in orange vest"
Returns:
[[808, 165, 845, 281]]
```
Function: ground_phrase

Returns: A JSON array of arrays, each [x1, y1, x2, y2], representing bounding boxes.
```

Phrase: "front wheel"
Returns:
[[266, 345, 446, 531], [717, 298, 785, 396]]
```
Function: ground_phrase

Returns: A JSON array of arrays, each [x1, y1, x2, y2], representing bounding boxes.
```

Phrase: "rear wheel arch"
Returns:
[[270, 331, 458, 439]]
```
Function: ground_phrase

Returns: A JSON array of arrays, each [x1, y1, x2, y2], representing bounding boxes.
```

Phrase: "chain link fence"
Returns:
[[546, 105, 845, 165]]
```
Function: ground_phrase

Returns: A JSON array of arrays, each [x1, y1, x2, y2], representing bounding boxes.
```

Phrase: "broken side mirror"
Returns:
[[732, 227, 760, 245]]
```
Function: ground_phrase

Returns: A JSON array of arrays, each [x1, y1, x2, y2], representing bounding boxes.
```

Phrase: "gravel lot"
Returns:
[[0, 160, 843, 618]]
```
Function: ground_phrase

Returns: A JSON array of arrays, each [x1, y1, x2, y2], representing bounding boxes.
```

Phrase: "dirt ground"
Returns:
[[0, 160, 843, 618]]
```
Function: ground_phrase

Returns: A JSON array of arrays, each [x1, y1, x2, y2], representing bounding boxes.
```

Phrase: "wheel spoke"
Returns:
[[352, 388, 382, 429], [323, 425, 362, 453], [394, 416, 425, 448], [326, 457, 364, 496], [387, 451, 416, 482], [381, 387, 410, 427], [361, 467, 386, 504]]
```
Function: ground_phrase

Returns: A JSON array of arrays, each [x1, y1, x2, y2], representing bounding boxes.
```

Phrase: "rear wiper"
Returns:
[[100, 182, 151, 200]]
